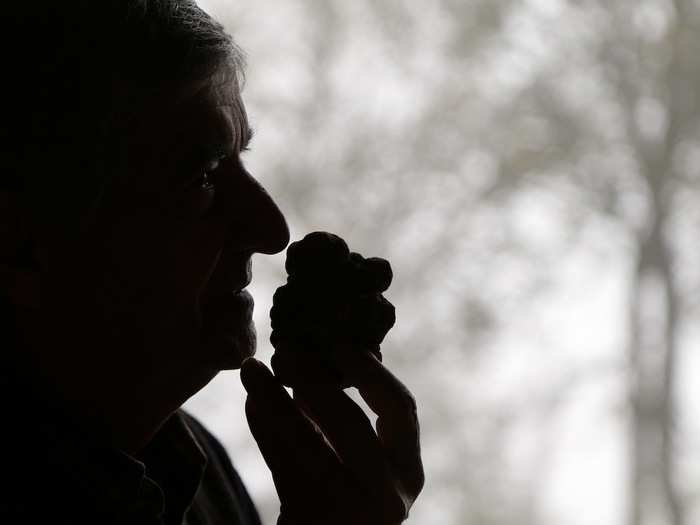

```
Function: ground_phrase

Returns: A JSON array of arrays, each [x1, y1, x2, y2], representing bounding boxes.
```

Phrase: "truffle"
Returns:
[[270, 231, 396, 387]]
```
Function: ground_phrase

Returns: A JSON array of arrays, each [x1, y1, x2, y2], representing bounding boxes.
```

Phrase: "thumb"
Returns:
[[241, 358, 294, 475], [240, 358, 340, 492]]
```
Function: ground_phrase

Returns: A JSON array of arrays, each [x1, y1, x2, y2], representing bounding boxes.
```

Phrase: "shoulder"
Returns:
[[179, 410, 242, 485], [178, 410, 262, 525], [179, 410, 226, 457]]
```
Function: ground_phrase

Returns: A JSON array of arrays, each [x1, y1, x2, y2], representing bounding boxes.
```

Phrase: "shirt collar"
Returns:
[[2, 369, 208, 523], [137, 410, 209, 523], [38, 409, 206, 522]]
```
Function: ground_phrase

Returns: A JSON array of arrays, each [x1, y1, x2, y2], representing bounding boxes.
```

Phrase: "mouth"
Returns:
[[200, 288, 256, 368], [203, 286, 254, 311]]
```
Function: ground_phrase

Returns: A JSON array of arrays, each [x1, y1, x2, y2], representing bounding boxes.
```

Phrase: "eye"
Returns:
[[192, 157, 224, 190], [199, 171, 215, 190]]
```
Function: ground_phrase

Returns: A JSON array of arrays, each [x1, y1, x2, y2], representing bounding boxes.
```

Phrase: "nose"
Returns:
[[215, 158, 290, 256], [239, 173, 290, 255]]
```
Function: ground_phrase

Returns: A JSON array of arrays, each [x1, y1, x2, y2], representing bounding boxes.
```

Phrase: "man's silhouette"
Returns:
[[0, 2, 424, 523]]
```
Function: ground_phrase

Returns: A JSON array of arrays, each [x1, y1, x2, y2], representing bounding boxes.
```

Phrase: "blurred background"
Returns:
[[183, 0, 700, 523]]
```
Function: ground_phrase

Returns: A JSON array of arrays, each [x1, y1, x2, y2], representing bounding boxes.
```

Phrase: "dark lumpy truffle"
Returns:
[[270, 231, 396, 387]]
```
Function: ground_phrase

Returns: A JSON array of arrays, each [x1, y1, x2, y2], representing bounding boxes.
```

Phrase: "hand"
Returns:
[[240, 346, 424, 525]]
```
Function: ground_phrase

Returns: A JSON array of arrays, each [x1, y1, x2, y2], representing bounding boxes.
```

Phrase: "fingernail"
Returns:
[[240, 358, 274, 394]]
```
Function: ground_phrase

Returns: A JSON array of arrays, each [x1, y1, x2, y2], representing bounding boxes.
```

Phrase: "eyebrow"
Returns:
[[196, 125, 253, 166], [242, 125, 255, 150], [231, 95, 254, 153], [183, 92, 254, 163]]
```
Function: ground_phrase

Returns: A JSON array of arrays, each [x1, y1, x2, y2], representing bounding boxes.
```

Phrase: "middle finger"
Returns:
[[273, 348, 410, 521]]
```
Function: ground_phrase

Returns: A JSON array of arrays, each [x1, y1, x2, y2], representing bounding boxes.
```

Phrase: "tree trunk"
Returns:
[[627, 199, 683, 525]]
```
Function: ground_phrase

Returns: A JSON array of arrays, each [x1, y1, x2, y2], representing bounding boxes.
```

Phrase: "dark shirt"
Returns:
[[0, 375, 262, 525]]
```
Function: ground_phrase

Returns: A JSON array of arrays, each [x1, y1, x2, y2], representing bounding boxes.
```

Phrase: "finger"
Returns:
[[240, 358, 340, 489], [275, 348, 412, 521], [296, 390, 411, 521], [330, 346, 425, 496], [291, 390, 340, 459], [270, 343, 339, 390], [275, 348, 387, 470], [271, 347, 349, 457]]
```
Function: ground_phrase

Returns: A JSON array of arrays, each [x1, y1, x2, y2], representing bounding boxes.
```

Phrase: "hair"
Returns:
[[1, 0, 245, 231]]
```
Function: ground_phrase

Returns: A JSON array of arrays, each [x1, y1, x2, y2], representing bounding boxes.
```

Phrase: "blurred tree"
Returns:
[[198, 0, 700, 523], [590, 1, 697, 524]]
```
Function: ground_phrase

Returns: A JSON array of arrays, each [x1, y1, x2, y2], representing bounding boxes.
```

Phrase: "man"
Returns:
[[0, 2, 424, 523]]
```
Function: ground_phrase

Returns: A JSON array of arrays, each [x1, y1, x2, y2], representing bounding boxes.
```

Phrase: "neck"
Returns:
[[12, 304, 221, 454], [8, 333, 218, 455], [92, 367, 219, 454]]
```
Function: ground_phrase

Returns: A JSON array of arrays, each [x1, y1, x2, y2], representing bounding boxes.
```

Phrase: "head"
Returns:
[[1, 1, 289, 445]]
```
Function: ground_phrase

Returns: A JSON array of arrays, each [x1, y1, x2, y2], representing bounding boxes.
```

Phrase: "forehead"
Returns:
[[166, 76, 246, 142], [119, 74, 246, 148], [107, 76, 248, 197], [175, 83, 243, 148]]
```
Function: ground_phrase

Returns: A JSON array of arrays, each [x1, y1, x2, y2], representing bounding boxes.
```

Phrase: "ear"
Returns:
[[0, 191, 41, 308]]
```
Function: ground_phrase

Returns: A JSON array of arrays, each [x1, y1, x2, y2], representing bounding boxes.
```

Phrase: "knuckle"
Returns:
[[410, 465, 425, 496], [400, 390, 418, 421], [381, 487, 410, 524]]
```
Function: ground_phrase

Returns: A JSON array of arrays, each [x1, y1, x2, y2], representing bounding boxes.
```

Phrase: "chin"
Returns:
[[204, 320, 257, 371], [198, 290, 257, 370]]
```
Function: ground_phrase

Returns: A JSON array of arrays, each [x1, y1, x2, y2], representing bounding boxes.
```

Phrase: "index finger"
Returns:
[[331, 345, 425, 496]]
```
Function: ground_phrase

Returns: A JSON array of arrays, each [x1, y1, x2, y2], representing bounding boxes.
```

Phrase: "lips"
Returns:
[[200, 289, 256, 368]]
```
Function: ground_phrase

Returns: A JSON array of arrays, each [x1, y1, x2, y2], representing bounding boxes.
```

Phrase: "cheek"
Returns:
[[167, 225, 225, 301], [94, 205, 225, 309]]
